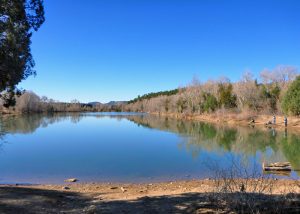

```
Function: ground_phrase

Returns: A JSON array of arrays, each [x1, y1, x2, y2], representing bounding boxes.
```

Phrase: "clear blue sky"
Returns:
[[19, 0, 300, 103]]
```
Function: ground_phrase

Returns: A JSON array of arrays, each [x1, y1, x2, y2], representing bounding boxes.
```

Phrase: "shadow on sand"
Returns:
[[0, 186, 300, 213]]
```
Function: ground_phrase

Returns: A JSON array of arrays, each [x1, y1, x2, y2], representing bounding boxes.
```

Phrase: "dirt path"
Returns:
[[1, 179, 300, 213]]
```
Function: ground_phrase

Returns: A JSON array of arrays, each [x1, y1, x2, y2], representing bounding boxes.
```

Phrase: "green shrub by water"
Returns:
[[282, 76, 300, 115]]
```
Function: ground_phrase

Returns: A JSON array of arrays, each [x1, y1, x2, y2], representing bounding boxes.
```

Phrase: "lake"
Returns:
[[0, 112, 299, 184]]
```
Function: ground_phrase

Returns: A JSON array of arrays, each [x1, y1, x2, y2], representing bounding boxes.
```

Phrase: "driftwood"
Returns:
[[263, 162, 292, 171], [248, 119, 255, 124]]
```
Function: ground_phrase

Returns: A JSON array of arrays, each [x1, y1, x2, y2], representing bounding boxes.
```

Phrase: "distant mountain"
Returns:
[[88, 102, 102, 106], [88, 101, 127, 106], [105, 101, 127, 106]]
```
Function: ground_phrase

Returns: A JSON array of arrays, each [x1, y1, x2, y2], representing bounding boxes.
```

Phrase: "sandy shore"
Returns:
[[1, 179, 300, 213], [151, 112, 300, 133]]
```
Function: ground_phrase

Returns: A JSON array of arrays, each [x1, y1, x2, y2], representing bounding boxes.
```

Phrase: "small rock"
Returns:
[[121, 187, 127, 193], [64, 178, 78, 183], [62, 186, 70, 190]]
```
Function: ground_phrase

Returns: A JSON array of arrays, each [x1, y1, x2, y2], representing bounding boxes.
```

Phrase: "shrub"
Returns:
[[260, 84, 281, 112], [218, 83, 237, 108], [282, 76, 300, 115], [201, 93, 218, 113], [176, 97, 187, 113]]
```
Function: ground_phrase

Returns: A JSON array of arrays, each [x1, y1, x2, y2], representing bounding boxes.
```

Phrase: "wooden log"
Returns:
[[263, 167, 291, 171], [262, 162, 292, 171], [267, 162, 291, 167]]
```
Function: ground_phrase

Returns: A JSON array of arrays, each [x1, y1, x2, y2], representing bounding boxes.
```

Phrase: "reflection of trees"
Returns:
[[0, 113, 83, 135], [0, 122, 6, 150], [216, 128, 237, 151], [1, 113, 300, 172], [0, 112, 141, 139], [280, 134, 300, 173], [69, 113, 82, 124], [126, 114, 300, 171]]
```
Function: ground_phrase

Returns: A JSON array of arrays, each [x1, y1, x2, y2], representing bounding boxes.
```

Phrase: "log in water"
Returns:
[[263, 162, 292, 171]]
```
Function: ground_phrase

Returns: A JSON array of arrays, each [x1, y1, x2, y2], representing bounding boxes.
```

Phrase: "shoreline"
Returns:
[[3, 178, 299, 195], [1, 179, 300, 213], [2, 110, 299, 129], [149, 112, 300, 133], [3, 110, 299, 130]]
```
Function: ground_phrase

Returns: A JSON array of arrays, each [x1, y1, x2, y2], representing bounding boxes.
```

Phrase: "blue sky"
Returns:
[[19, 0, 300, 103]]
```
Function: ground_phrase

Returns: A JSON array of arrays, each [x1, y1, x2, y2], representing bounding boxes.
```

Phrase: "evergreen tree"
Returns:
[[282, 76, 300, 115], [0, 0, 45, 93], [218, 83, 237, 108]]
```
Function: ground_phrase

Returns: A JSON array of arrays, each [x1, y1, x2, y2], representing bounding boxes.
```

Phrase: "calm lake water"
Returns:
[[0, 112, 299, 184]]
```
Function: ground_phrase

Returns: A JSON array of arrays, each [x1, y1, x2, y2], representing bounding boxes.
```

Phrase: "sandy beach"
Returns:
[[1, 179, 300, 213]]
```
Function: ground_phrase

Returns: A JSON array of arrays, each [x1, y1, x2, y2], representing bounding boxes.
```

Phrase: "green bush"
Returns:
[[201, 93, 218, 113], [218, 83, 237, 108], [282, 76, 300, 115], [176, 97, 187, 113], [260, 84, 281, 112]]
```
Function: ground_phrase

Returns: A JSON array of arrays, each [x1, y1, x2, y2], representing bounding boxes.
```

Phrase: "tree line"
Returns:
[[0, 65, 299, 116], [127, 89, 179, 104], [124, 65, 300, 116], [0, 91, 126, 113]]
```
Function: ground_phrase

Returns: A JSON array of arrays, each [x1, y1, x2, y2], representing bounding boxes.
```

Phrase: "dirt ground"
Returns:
[[1, 179, 300, 213]]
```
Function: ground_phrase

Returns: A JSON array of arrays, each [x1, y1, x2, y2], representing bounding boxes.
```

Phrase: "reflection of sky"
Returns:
[[0, 113, 298, 184]]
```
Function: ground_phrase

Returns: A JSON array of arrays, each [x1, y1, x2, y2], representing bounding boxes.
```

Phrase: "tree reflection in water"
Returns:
[[0, 113, 300, 175], [126, 114, 300, 175]]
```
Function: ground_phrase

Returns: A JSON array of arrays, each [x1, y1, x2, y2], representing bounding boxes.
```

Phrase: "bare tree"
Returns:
[[16, 91, 41, 112]]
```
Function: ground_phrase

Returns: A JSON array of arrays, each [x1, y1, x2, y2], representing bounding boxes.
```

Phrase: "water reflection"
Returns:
[[125, 114, 300, 174], [0, 113, 83, 135], [0, 112, 299, 181]]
